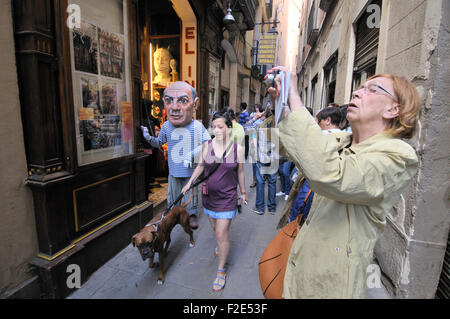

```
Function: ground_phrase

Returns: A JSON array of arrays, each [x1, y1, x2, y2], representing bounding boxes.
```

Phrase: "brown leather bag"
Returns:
[[258, 189, 312, 299]]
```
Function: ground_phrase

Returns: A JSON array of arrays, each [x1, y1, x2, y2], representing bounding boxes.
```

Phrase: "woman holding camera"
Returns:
[[268, 66, 421, 298]]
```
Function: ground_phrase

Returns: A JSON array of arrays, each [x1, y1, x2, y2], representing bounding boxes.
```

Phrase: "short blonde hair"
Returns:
[[368, 74, 421, 139]]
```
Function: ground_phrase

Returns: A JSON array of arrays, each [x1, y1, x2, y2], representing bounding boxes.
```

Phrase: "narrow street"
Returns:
[[67, 164, 391, 299], [2, 0, 448, 301]]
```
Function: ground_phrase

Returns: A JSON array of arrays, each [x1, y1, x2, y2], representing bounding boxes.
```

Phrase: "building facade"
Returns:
[[296, 0, 449, 298], [1, 0, 260, 299]]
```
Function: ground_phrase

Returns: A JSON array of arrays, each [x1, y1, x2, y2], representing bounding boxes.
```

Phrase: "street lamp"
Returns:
[[223, 2, 235, 25]]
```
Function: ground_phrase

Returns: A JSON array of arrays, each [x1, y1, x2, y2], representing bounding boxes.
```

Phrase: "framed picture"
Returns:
[[81, 76, 99, 111], [69, 0, 133, 165], [100, 81, 119, 115], [150, 35, 180, 88], [99, 28, 124, 79], [73, 21, 98, 75]]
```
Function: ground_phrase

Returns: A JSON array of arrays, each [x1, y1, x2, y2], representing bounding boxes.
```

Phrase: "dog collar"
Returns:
[[145, 223, 159, 233]]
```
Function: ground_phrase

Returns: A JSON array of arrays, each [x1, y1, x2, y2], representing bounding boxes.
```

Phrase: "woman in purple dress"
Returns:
[[182, 110, 247, 292]]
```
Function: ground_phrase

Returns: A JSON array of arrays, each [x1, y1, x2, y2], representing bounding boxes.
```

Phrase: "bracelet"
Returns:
[[241, 192, 246, 195]]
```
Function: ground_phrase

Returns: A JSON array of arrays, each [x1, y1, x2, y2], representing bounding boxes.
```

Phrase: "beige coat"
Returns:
[[278, 108, 418, 299]]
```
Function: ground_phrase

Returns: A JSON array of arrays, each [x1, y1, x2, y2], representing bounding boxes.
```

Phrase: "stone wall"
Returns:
[[0, 0, 38, 297], [374, 0, 450, 298], [296, 0, 449, 298]]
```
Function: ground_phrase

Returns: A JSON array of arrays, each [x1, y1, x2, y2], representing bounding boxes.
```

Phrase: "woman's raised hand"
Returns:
[[267, 66, 304, 112]]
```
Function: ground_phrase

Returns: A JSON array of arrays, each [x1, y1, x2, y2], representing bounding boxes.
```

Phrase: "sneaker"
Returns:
[[285, 195, 289, 201], [252, 208, 265, 215], [269, 210, 276, 215], [276, 192, 285, 197], [189, 215, 199, 229]]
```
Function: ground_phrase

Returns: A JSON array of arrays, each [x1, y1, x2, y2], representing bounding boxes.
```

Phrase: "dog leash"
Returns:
[[145, 141, 234, 228]]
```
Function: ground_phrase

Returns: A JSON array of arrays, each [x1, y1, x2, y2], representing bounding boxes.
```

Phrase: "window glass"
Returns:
[[69, 0, 133, 166], [208, 55, 221, 123]]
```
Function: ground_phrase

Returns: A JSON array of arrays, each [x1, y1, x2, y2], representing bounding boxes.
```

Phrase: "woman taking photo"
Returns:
[[268, 66, 421, 298], [182, 110, 247, 292]]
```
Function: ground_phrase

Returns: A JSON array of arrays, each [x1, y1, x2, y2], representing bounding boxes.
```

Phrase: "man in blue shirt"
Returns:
[[141, 82, 210, 229], [239, 102, 250, 125]]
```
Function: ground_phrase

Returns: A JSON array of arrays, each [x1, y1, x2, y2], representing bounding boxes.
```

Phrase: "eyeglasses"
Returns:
[[163, 96, 191, 106], [355, 83, 398, 102]]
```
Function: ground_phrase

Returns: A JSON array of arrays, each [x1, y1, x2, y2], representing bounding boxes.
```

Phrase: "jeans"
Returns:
[[255, 162, 277, 212], [279, 161, 293, 194]]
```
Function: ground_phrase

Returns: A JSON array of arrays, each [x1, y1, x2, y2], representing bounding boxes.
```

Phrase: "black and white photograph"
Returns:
[[80, 76, 99, 111], [100, 81, 119, 115], [99, 28, 124, 79], [72, 20, 98, 75]]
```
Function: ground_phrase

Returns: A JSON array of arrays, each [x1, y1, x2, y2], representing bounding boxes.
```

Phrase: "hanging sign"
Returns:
[[257, 33, 278, 65]]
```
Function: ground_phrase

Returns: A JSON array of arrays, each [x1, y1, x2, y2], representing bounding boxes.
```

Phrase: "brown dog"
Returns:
[[131, 193, 195, 284]]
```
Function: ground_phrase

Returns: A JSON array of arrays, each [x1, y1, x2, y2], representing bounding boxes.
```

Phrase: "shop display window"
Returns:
[[148, 35, 180, 138], [69, 0, 133, 166]]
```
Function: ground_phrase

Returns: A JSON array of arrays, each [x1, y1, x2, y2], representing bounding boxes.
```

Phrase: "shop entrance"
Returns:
[[139, 0, 198, 207]]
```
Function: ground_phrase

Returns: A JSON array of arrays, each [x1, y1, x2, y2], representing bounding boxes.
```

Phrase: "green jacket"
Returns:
[[279, 108, 418, 299]]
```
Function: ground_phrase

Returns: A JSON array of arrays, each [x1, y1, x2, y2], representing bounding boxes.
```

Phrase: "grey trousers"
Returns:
[[168, 175, 198, 216]]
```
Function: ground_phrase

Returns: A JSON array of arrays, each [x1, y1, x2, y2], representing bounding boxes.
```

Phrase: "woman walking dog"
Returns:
[[182, 110, 247, 292]]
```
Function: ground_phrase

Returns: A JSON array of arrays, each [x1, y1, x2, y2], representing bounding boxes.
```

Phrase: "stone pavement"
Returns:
[[67, 163, 391, 299]]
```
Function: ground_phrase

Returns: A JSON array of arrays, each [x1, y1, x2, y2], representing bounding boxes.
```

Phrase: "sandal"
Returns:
[[214, 247, 219, 257], [212, 269, 226, 292]]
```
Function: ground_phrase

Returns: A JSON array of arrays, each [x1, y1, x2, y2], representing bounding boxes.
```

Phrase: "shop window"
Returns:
[[220, 90, 230, 111], [69, 0, 133, 166], [310, 75, 318, 109], [209, 55, 221, 122], [147, 1, 181, 138]]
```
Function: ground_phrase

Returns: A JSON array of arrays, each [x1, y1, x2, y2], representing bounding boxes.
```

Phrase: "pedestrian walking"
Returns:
[[252, 106, 278, 215], [141, 81, 211, 229], [239, 102, 250, 125], [244, 105, 266, 189], [182, 110, 247, 292], [276, 156, 293, 201]]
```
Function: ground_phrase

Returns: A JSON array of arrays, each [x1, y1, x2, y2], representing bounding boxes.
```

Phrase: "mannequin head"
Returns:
[[153, 47, 172, 84]]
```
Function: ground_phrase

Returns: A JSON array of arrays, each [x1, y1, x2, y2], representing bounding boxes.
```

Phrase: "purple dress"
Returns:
[[202, 141, 239, 213]]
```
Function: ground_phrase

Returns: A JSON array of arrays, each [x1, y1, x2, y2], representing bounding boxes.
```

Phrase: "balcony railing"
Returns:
[[319, 0, 337, 12], [237, 0, 257, 30]]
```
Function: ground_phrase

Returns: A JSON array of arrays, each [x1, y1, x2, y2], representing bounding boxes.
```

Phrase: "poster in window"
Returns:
[[81, 76, 100, 113], [99, 28, 124, 79], [69, 0, 134, 165], [80, 115, 121, 151], [73, 21, 98, 75]]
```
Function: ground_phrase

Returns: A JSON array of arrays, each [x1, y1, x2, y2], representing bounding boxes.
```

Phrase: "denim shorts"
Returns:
[[203, 208, 238, 220]]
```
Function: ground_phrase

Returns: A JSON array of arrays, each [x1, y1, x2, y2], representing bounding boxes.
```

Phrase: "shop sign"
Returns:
[[257, 33, 277, 65], [183, 25, 196, 88]]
